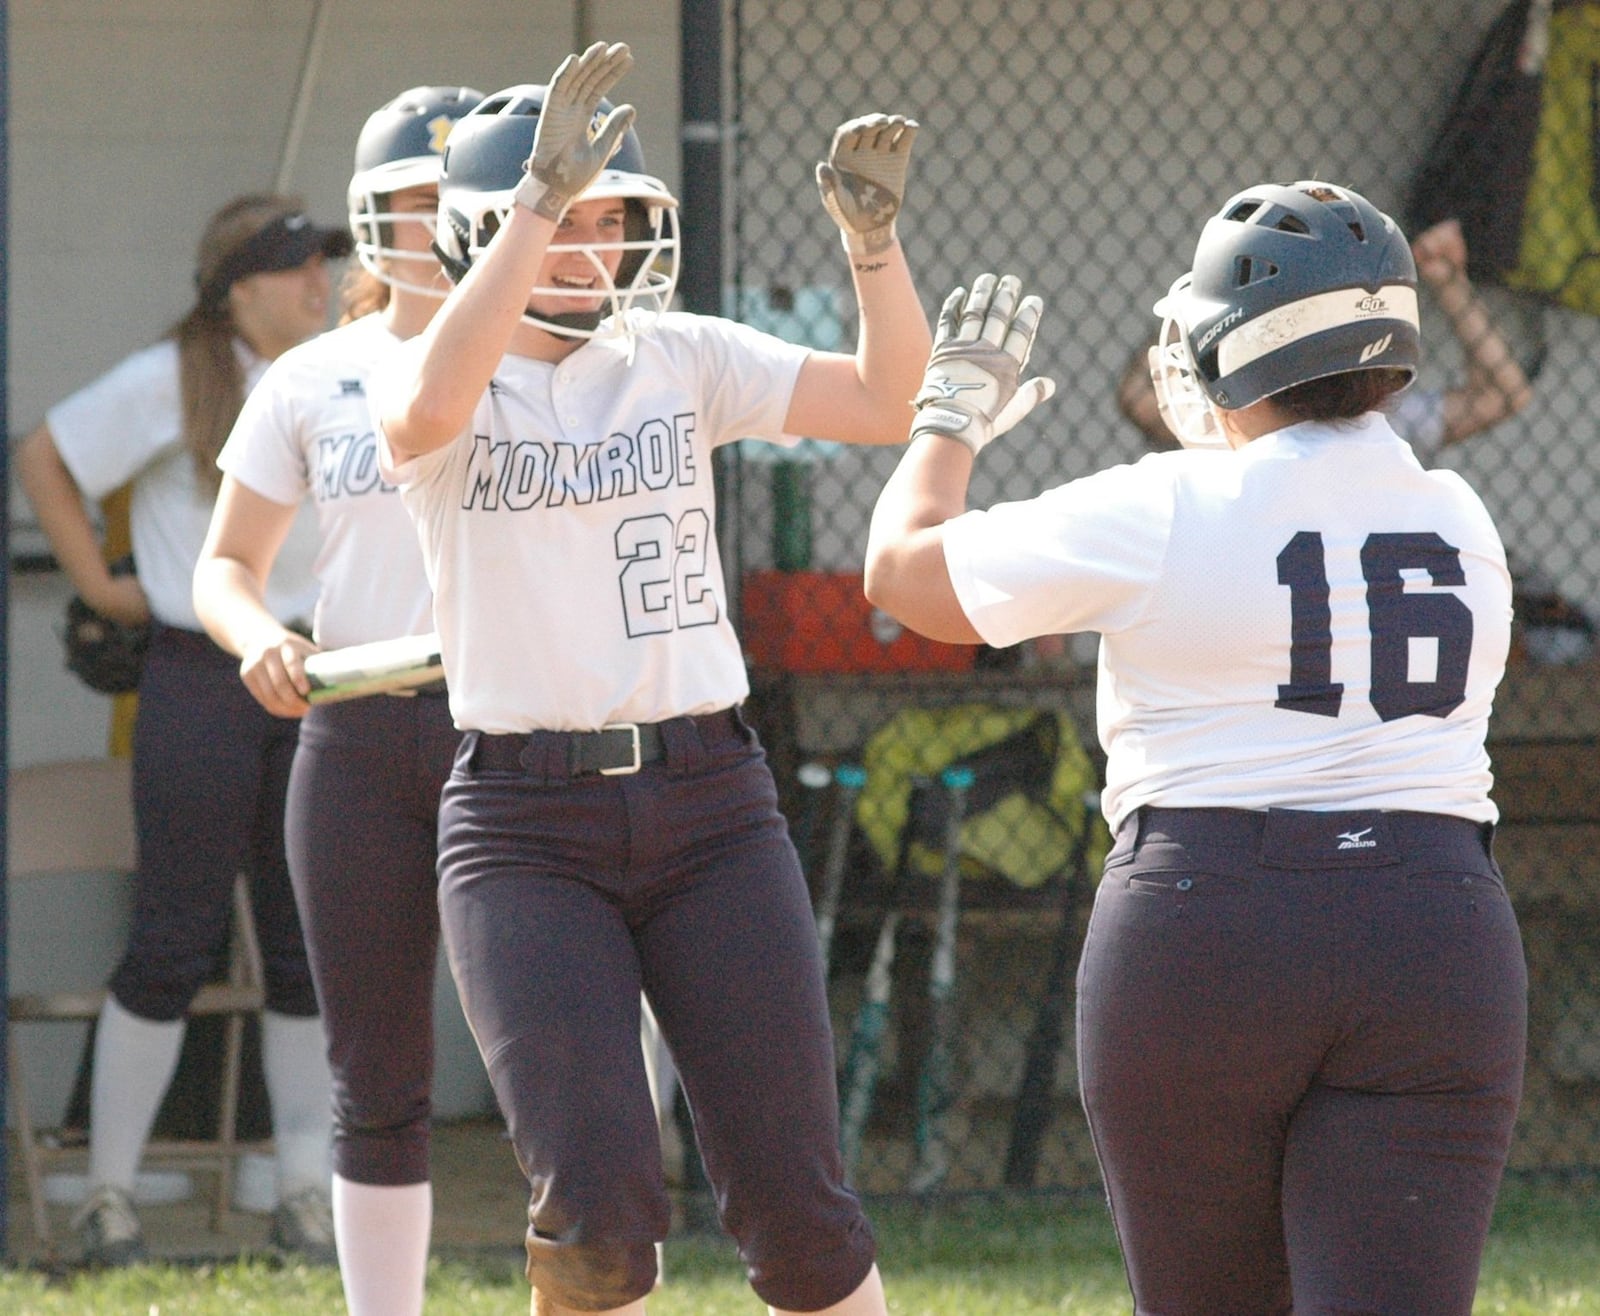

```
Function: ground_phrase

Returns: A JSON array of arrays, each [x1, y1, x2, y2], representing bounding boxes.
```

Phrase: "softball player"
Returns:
[[372, 42, 929, 1316], [865, 183, 1526, 1315], [192, 86, 481, 1316], [15, 195, 347, 1266], [1120, 215, 1535, 459]]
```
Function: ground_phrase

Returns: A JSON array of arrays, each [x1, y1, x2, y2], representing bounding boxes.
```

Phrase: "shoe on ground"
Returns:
[[72, 1185, 147, 1267], [270, 1186, 337, 1266]]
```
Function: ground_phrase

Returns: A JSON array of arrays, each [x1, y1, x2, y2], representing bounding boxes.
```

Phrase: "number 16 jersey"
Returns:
[[942, 413, 1512, 831]]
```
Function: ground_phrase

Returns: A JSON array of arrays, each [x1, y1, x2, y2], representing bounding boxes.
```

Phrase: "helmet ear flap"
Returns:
[[431, 238, 470, 286], [431, 207, 472, 285]]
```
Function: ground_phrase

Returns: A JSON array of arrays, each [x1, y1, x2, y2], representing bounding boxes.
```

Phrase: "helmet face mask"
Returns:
[[354, 189, 449, 290], [347, 85, 484, 296], [1151, 180, 1421, 446], [435, 85, 680, 343], [1149, 275, 1227, 450]]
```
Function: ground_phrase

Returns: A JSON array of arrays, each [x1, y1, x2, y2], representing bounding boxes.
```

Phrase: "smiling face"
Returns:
[[228, 254, 334, 358], [526, 195, 629, 319]]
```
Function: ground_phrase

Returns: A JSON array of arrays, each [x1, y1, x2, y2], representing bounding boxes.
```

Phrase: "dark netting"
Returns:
[[722, 0, 1600, 1195]]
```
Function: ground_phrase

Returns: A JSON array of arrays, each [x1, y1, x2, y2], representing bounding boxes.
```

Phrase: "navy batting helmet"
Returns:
[[1150, 181, 1419, 446], [346, 85, 485, 292], [433, 84, 679, 341]]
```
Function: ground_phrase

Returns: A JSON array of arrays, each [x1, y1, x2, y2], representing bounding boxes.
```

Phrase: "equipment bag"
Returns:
[[1409, 0, 1600, 317], [855, 703, 1109, 891]]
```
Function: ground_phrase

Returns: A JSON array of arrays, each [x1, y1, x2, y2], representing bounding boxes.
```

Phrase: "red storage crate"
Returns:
[[741, 570, 975, 674]]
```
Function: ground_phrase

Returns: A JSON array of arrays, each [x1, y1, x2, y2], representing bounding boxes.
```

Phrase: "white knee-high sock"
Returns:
[[333, 1176, 432, 1316], [86, 996, 186, 1193], [260, 1011, 333, 1197]]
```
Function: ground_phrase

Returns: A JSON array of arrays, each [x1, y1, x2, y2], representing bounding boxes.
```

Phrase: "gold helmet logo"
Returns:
[[427, 114, 454, 155]]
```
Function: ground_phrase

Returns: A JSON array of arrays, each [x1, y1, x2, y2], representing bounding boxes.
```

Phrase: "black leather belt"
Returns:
[[474, 721, 669, 777]]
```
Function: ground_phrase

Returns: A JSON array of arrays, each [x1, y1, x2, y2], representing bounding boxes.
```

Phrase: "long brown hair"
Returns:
[[169, 194, 308, 493], [337, 264, 391, 325]]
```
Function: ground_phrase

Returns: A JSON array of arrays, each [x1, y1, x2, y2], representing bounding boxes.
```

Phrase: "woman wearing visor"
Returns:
[[865, 181, 1526, 1315], [17, 193, 350, 1266]]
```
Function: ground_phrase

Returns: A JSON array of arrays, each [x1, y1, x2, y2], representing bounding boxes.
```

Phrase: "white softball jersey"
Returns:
[[218, 314, 433, 650], [943, 413, 1512, 831], [47, 339, 321, 632], [374, 310, 810, 733]]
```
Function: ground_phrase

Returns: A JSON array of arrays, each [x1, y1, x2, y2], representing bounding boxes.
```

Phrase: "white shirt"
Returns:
[[48, 339, 321, 631], [943, 414, 1512, 830], [218, 315, 432, 649], [375, 310, 810, 732]]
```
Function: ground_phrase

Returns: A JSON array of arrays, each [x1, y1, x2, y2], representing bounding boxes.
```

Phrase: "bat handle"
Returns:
[[792, 759, 833, 870], [927, 765, 974, 994], [814, 763, 866, 976]]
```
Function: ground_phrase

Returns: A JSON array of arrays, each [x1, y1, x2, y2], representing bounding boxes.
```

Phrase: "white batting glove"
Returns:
[[910, 273, 1056, 455], [816, 113, 918, 257], [514, 42, 638, 221]]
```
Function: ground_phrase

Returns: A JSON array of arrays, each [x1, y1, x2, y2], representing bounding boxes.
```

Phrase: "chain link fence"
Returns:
[[719, 0, 1600, 1196]]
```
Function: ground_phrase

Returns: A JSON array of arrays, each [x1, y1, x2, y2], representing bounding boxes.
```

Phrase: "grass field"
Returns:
[[0, 1176, 1594, 1313]]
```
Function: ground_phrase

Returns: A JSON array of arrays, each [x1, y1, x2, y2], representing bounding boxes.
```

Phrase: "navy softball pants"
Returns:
[[1077, 806, 1528, 1316], [436, 706, 876, 1312], [112, 624, 317, 1020], [285, 687, 461, 1186]]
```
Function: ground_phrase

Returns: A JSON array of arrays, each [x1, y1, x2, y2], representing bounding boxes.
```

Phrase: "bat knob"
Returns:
[[797, 761, 832, 790], [939, 766, 976, 790]]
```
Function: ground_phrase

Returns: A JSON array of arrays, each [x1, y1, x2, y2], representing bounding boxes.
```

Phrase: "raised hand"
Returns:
[[1411, 217, 1468, 288], [515, 42, 638, 221], [910, 273, 1055, 455], [816, 113, 919, 256]]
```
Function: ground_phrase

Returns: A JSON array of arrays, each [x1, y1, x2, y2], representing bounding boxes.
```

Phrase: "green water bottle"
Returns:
[[772, 461, 813, 570]]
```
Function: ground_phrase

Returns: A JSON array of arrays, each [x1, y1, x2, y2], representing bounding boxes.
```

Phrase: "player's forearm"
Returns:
[[844, 238, 933, 443], [15, 426, 117, 603], [192, 555, 288, 659], [864, 433, 981, 642], [384, 207, 558, 460], [1434, 271, 1532, 421]]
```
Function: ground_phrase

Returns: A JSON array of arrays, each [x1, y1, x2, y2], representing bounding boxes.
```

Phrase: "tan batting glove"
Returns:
[[514, 42, 638, 222], [815, 113, 918, 257], [911, 273, 1056, 456]]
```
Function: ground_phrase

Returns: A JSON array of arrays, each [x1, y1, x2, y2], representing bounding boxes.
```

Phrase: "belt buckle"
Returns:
[[599, 723, 642, 775]]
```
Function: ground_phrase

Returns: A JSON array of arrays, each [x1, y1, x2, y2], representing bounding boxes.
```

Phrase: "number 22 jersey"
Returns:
[[942, 413, 1513, 831], [374, 309, 810, 734]]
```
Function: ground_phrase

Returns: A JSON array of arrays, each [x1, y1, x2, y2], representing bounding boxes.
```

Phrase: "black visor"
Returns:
[[199, 212, 354, 307]]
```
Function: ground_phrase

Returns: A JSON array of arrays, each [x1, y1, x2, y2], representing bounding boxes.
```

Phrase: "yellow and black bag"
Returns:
[[855, 703, 1108, 890], [1409, 0, 1600, 317]]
